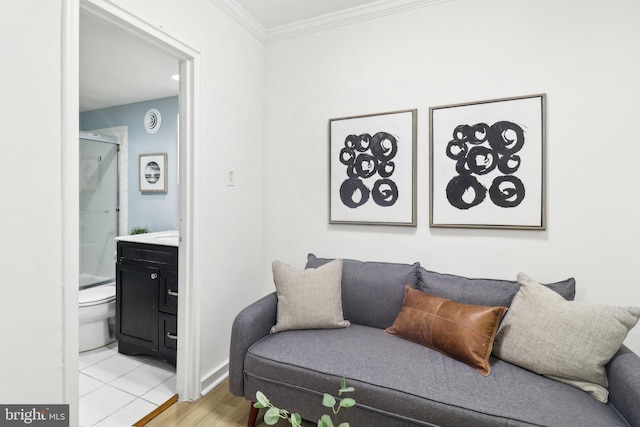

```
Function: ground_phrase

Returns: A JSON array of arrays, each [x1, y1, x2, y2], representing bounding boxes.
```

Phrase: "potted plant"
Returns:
[[130, 226, 149, 235]]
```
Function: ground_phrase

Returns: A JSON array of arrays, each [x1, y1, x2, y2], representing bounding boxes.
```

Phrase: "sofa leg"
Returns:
[[247, 402, 259, 427]]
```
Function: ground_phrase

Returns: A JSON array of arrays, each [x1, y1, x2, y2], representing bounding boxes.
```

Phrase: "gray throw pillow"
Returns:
[[271, 259, 350, 334], [492, 273, 640, 403], [306, 254, 420, 329], [418, 267, 575, 307]]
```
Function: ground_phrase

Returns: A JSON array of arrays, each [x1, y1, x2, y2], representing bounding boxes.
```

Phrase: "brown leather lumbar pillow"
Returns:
[[386, 285, 507, 376]]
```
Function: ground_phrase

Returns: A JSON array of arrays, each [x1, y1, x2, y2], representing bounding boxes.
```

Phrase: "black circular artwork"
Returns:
[[144, 161, 161, 184], [445, 121, 526, 210]]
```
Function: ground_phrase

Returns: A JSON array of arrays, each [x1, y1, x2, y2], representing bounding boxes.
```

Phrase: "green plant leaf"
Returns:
[[339, 398, 356, 408], [264, 407, 281, 425], [322, 393, 336, 408], [338, 423, 350, 427], [290, 413, 302, 427], [130, 226, 149, 235], [255, 391, 270, 408], [318, 414, 334, 427], [338, 377, 354, 395]]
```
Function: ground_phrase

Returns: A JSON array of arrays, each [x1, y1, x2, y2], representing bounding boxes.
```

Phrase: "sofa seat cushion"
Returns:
[[244, 325, 628, 427]]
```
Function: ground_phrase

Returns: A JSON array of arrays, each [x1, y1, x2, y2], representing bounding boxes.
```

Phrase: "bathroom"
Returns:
[[77, 11, 182, 426]]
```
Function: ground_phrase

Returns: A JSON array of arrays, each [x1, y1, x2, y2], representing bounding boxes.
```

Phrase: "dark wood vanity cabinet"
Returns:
[[116, 241, 178, 365]]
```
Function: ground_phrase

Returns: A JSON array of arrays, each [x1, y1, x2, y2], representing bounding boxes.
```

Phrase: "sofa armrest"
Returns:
[[606, 345, 640, 426], [229, 292, 277, 397]]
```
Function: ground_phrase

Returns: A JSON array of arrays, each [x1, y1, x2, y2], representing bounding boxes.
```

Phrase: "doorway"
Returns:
[[63, 1, 201, 424]]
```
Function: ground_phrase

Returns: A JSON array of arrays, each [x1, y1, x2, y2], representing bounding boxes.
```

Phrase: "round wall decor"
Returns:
[[144, 108, 162, 134]]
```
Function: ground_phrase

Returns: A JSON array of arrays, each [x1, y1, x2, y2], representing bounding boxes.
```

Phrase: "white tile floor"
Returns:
[[79, 342, 176, 427]]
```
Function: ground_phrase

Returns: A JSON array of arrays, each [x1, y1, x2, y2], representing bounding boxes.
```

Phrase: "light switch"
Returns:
[[226, 168, 236, 186]]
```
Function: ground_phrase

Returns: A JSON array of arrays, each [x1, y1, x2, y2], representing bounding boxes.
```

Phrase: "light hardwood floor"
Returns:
[[144, 378, 315, 427]]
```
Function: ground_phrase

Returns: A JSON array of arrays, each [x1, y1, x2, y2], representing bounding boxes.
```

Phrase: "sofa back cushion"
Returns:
[[306, 254, 420, 329], [418, 267, 575, 307]]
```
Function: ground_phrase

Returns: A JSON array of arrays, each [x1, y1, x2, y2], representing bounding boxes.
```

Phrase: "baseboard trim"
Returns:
[[133, 394, 179, 426], [200, 360, 230, 396]]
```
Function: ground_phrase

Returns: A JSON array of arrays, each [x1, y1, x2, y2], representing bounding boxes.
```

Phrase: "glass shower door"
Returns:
[[79, 137, 118, 288]]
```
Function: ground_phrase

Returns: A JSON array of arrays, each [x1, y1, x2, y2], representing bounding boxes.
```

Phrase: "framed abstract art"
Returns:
[[430, 94, 545, 230], [139, 152, 168, 193], [329, 109, 417, 226]]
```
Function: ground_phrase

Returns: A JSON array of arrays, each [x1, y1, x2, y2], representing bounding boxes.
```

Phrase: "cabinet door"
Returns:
[[116, 263, 159, 352], [159, 270, 178, 315], [159, 312, 177, 364]]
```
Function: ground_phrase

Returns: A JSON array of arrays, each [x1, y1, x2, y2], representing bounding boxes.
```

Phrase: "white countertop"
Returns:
[[115, 230, 179, 247]]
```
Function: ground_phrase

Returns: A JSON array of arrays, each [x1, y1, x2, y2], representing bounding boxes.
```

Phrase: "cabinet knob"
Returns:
[[151, 273, 158, 279], [167, 332, 178, 340], [167, 289, 179, 297]]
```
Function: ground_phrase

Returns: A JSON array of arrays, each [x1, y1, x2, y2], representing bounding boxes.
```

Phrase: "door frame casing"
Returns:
[[62, 2, 202, 423]]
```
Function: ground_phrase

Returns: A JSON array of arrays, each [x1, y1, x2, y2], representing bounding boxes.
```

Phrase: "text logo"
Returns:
[[1, 405, 68, 426]]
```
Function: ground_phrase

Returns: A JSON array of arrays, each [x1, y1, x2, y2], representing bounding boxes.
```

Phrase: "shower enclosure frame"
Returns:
[[79, 131, 120, 289]]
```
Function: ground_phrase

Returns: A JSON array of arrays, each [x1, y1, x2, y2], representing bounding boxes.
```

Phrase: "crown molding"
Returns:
[[265, 0, 450, 43], [211, 0, 449, 45], [209, 0, 266, 43]]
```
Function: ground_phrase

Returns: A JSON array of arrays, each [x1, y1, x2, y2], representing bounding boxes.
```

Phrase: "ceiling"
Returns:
[[79, 0, 382, 112], [79, 12, 179, 112]]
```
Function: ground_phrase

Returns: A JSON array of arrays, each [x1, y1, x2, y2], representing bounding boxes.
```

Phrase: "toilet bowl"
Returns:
[[79, 283, 116, 352]]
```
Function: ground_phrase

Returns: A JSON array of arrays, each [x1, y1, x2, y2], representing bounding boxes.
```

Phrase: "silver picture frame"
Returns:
[[139, 152, 168, 193], [329, 109, 417, 226], [429, 94, 545, 230]]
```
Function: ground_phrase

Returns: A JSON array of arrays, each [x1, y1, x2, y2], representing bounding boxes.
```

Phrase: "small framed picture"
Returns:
[[329, 109, 417, 226], [430, 94, 545, 230], [139, 153, 168, 193]]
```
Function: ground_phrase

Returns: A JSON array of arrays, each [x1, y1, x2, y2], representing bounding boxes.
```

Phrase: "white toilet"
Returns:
[[79, 283, 116, 352]]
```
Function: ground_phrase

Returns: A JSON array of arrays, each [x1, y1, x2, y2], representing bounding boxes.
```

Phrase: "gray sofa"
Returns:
[[229, 255, 640, 426]]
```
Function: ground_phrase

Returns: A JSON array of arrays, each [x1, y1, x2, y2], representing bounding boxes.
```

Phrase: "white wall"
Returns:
[[0, 0, 66, 403], [0, 0, 264, 410], [263, 0, 640, 353], [107, 0, 265, 391]]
